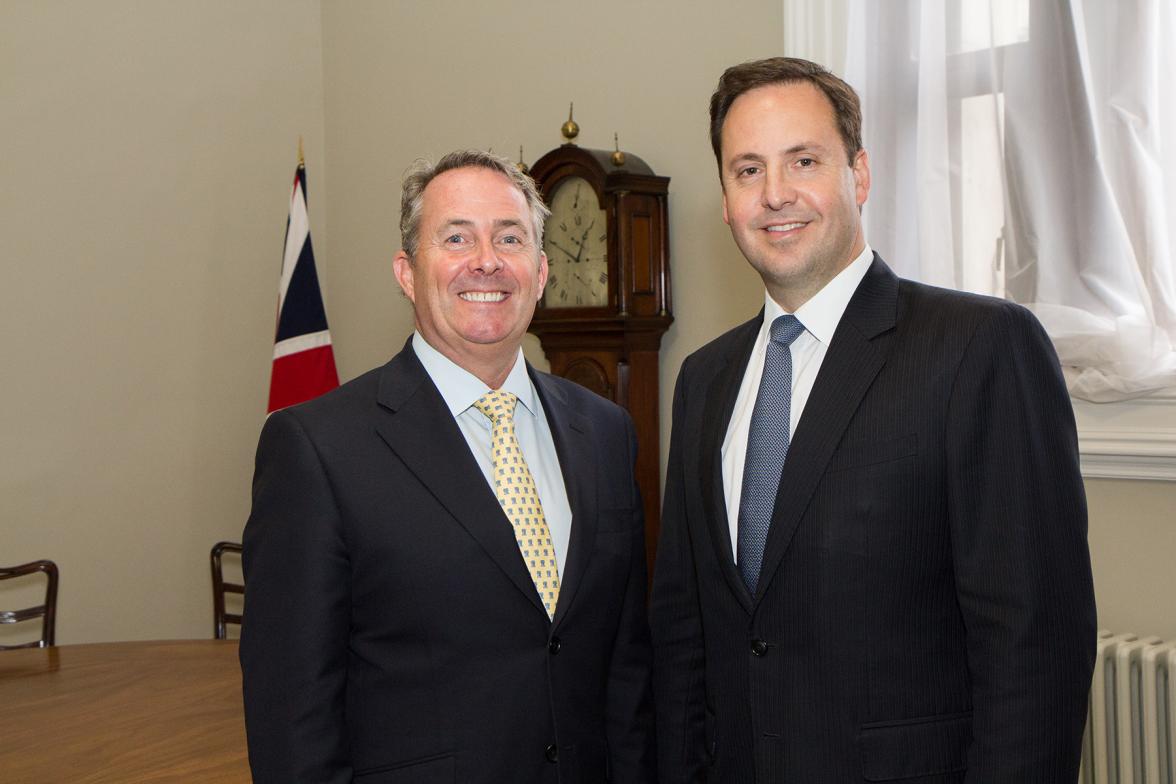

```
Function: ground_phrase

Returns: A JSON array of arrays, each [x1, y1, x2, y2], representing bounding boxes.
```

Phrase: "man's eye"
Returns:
[[796, 158, 815, 168], [499, 235, 521, 245], [445, 234, 467, 244], [738, 166, 761, 177]]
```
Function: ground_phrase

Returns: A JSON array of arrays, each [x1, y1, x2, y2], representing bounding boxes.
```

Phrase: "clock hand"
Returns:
[[573, 219, 595, 264], [547, 240, 579, 263]]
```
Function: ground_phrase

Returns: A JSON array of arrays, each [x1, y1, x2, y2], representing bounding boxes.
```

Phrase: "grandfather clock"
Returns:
[[527, 115, 672, 568]]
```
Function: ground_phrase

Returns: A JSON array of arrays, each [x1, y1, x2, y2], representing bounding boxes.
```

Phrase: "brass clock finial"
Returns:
[[298, 136, 305, 168], [515, 145, 530, 175], [611, 132, 626, 167], [561, 103, 580, 145]]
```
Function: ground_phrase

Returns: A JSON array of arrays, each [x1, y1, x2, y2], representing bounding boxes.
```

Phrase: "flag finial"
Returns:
[[297, 136, 305, 168]]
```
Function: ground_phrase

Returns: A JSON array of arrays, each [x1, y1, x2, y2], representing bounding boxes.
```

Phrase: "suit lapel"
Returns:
[[753, 256, 899, 604], [531, 369, 596, 628], [373, 344, 549, 618], [699, 316, 762, 614]]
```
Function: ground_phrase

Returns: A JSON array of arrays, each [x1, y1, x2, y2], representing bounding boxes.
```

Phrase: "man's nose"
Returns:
[[761, 168, 797, 211], [468, 237, 504, 273]]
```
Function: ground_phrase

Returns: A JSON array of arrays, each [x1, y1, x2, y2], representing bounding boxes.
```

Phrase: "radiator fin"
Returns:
[[1082, 630, 1176, 784]]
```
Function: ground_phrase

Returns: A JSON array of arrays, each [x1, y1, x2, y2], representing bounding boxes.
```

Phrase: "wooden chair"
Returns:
[[210, 542, 243, 640], [0, 560, 59, 649]]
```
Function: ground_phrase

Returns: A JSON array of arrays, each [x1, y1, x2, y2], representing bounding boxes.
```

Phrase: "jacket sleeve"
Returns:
[[604, 410, 658, 783], [650, 360, 710, 783], [945, 303, 1097, 782], [239, 409, 353, 784]]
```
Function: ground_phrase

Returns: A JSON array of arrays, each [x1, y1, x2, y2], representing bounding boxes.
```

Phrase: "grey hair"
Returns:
[[399, 149, 550, 259]]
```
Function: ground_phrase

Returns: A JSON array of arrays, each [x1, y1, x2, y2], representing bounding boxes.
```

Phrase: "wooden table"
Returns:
[[0, 639, 250, 783]]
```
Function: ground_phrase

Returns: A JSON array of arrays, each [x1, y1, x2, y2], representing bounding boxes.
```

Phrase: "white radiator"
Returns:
[[1081, 630, 1176, 784]]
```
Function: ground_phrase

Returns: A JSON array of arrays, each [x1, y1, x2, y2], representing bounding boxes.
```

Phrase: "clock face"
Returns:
[[542, 176, 609, 308]]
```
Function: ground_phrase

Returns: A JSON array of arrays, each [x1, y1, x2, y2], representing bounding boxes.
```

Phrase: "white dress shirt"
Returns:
[[721, 245, 875, 560], [412, 332, 572, 577]]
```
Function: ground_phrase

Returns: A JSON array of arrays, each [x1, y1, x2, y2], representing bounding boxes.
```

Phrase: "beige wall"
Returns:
[[317, 0, 780, 384], [3, 1, 1173, 645], [1086, 479, 1176, 640], [2, 0, 325, 643]]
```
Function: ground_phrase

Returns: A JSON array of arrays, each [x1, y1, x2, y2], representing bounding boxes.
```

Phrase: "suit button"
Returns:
[[750, 639, 769, 657], [545, 743, 559, 763], [548, 636, 561, 654]]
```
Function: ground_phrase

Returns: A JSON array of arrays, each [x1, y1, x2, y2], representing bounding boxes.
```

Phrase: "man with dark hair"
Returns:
[[241, 150, 656, 783], [651, 57, 1095, 782]]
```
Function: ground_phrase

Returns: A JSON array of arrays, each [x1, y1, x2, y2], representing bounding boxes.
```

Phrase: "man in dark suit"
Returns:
[[650, 57, 1096, 783], [241, 150, 655, 783]]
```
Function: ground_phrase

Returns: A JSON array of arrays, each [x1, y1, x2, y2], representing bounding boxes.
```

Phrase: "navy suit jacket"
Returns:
[[241, 341, 656, 783], [650, 256, 1096, 783]]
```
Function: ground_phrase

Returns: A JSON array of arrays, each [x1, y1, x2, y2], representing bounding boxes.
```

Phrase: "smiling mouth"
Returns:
[[459, 291, 508, 303], [764, 222, 807, 233]]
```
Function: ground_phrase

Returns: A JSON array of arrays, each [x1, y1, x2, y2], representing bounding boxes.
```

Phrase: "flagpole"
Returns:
[[297, 136, 305, 169]]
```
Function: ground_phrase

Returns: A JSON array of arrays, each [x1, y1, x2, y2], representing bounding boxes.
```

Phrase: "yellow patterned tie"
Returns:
[[473, 390, 560, 618]]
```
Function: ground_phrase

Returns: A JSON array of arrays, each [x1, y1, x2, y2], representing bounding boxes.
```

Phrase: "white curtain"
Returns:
[[845, 0, 1176, 402]]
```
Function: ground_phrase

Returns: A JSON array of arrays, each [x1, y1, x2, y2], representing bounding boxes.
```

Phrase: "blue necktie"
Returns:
[[737, 314, 806, 593]]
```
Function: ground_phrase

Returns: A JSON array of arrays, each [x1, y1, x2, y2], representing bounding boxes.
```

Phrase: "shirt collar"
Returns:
[[411, 332, 537, 419], [761, 244, 874, 346]]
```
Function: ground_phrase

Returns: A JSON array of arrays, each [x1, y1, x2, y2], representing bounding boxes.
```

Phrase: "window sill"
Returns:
[[1075, 391, 1176, 482]]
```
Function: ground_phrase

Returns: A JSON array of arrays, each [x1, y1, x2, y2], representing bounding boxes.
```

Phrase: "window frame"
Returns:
[[783, 0, 1176, 481]]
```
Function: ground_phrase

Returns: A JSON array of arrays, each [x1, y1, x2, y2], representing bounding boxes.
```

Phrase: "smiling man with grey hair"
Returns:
[[242, 149, 656, 783]]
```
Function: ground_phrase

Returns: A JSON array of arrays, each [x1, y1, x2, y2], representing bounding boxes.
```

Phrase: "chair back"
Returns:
[[210, 542, 243, 639], [0, 560, 59, 649]]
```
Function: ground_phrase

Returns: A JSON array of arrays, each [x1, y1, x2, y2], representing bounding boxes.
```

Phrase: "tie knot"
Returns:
[[770, 314, 806, 347], [473, 389, 518, 423]]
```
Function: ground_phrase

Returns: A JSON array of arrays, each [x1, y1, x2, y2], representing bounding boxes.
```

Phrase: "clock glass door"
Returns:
[[543, 176, 608, 308]]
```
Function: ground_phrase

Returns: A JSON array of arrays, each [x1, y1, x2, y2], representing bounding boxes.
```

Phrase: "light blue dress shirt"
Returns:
[[412, 332, 573, 577], [720, 244, 875, 560]]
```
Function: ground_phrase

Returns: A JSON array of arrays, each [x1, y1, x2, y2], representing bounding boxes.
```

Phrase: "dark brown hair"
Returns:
[[709, 57, 862, 169]]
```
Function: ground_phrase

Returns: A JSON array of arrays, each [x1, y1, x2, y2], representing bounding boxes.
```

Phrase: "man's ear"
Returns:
[[852, 149, 871, 208], [393, 250, 415, 302], [536, 251, 549, 300]]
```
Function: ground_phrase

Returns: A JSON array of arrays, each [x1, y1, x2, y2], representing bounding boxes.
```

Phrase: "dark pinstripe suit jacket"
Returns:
[[241, 342, 655, 784], [650, 256, 1096, 783]]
